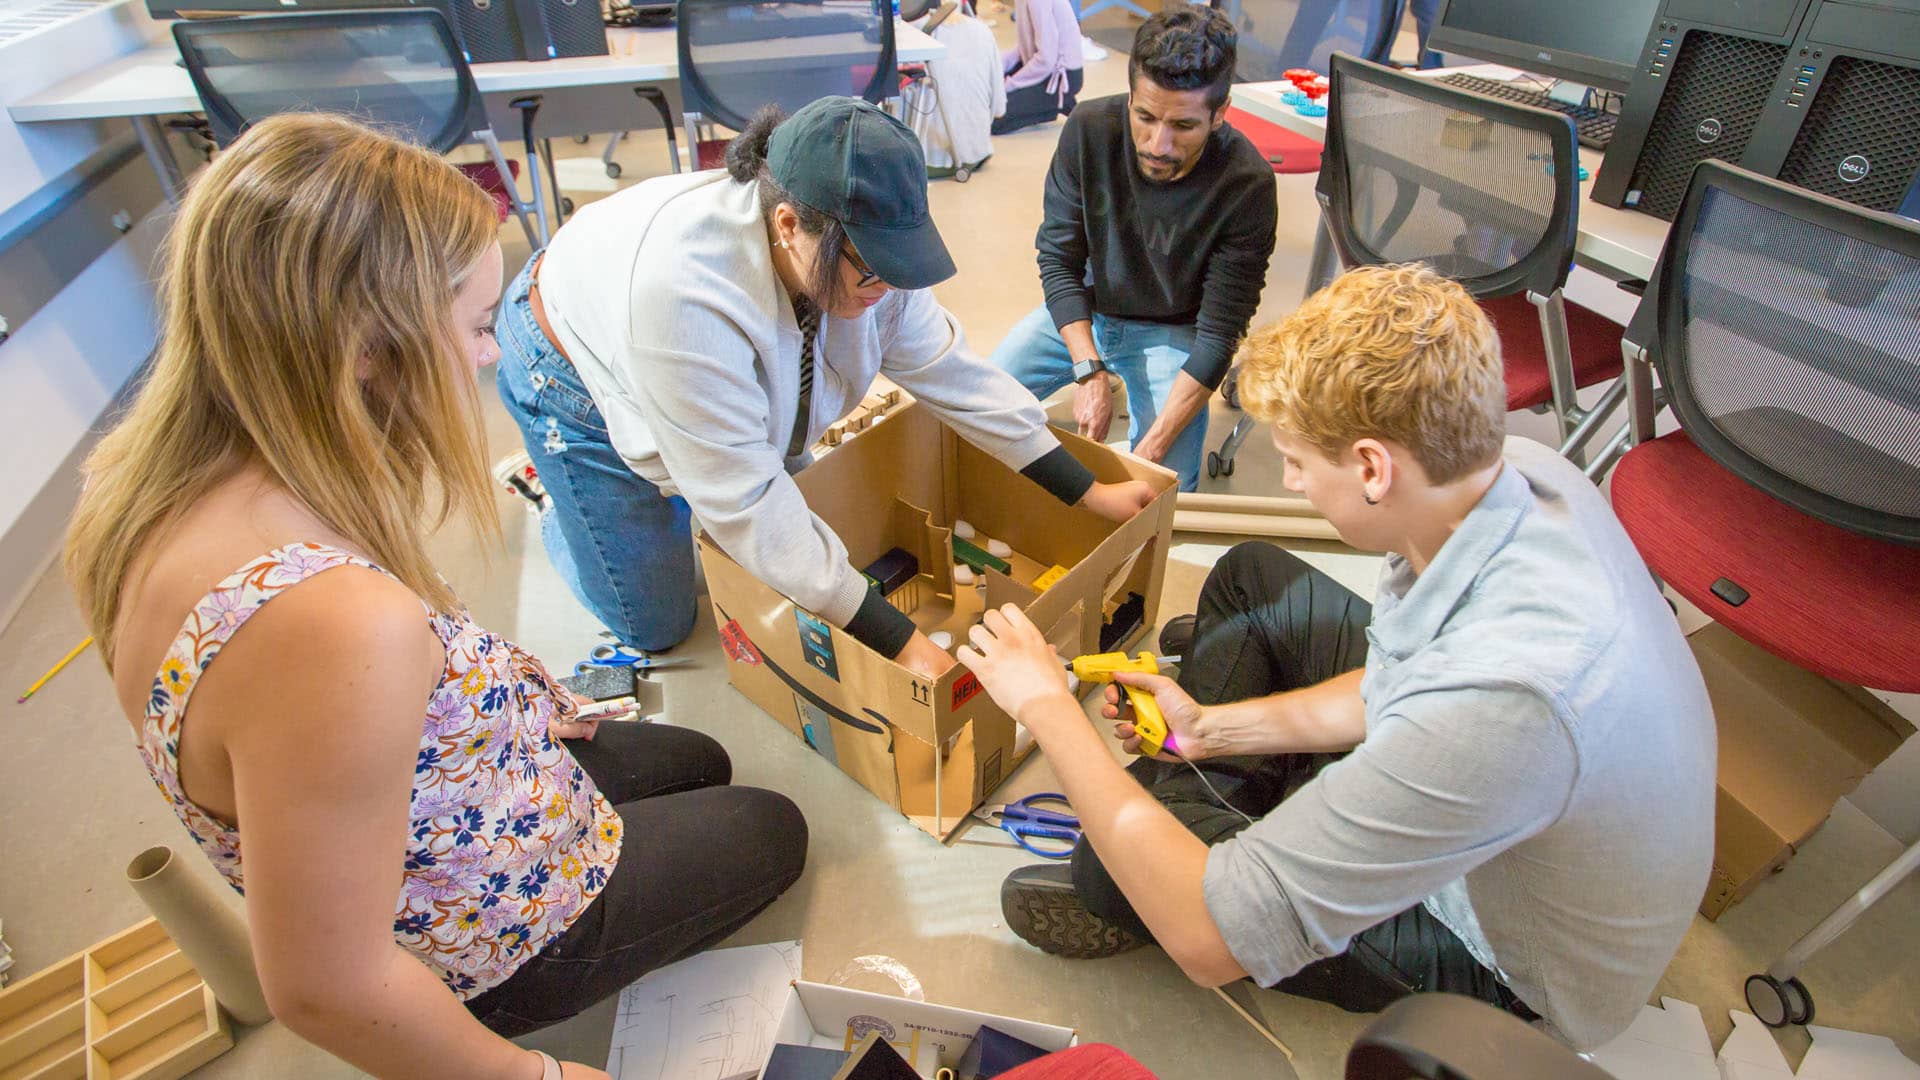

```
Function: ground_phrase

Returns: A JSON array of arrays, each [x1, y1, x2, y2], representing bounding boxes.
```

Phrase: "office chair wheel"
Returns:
[[1746, 974, 1814, 1028], [561, 197, 576, 215], [1207, 451, 1234, 479], [573, 135, 590, 144], [606, 161, 623, 179], [954, 164, 972, 183]]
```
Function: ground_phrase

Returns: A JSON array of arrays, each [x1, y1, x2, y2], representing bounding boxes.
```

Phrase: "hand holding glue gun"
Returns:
[[1068, 652, 1186, 757]]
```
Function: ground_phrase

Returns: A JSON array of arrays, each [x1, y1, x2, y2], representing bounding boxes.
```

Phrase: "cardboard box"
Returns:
[[762, 981, 1079, 1079], [699, 399, 1177, 839], [1689, 622, 1914, 919]]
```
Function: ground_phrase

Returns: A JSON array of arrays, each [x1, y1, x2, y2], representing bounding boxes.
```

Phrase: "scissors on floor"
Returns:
[[972, 792, 1081, 859], [574, 642, 695, 675]]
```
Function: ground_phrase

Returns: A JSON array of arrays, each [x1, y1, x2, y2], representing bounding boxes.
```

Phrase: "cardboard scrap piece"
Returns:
[[1796, 1026, 1920, 1080], [1718, 1011, 1794, 1080], [1589, 997, 1718, 1080]]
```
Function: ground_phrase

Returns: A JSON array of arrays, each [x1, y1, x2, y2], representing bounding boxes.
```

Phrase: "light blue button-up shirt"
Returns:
[[1202, 437, 1716, 1049]]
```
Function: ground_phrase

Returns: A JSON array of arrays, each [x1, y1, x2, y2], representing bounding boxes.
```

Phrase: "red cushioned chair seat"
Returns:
[[997, 1044, 1158, 1079], [1479, 291, 1625, 413], [1225, 106, 1323, 175], [696, 138, 729, 170], [455, 160, 519, 225], [1611, 430, 1920, 692]]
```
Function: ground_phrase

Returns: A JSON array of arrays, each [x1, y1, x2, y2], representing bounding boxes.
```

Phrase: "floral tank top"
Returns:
[[137, 542, 623, 999]]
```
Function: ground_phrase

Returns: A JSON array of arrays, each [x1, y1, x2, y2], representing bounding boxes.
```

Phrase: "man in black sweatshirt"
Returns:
[[989, 4, 1278, 491]]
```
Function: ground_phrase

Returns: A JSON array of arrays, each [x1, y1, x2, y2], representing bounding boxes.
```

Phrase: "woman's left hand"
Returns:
[[1080, 479, 1155, 523], [955, 604, 1075, 728]]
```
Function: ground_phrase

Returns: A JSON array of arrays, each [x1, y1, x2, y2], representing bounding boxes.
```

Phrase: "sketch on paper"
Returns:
[[605, 940, 803, 1080]]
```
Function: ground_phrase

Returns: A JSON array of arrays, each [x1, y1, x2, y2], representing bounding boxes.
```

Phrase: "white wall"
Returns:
[[0, 0, 171, 625]]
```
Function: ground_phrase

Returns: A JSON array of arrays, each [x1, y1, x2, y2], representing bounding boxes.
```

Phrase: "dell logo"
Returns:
[[1839, 155, 1871, 183], [1695, 118, 1723, 144]]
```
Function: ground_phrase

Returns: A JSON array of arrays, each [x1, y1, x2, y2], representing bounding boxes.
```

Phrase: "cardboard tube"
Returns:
[[1173, 510, 1343, 541], [1174, 492, 1324, 517], [126, 845, 273, 1025]]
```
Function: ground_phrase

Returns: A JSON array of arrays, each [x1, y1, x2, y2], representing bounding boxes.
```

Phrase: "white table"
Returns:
[[9, 20, 946, 200], [1231, 73, 1672, 284]]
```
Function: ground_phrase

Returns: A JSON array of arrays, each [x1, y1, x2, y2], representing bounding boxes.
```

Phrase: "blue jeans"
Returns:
[[989, 305, 1209, 492], [495, 256, 699, 650]]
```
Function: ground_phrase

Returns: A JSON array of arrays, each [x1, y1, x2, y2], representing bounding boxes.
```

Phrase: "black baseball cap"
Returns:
[[767, 97, 956, 291]]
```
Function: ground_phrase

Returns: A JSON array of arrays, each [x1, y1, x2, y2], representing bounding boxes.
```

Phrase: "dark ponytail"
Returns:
[[724, 105, 851, 309], [724, 105, 783, 183]]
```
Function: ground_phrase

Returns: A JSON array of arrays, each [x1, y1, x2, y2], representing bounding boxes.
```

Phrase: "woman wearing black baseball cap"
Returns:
[[496, 97, 1153, 677]]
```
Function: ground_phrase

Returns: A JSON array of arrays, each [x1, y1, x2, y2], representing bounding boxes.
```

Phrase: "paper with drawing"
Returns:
[[605, 940, 803, 1080]]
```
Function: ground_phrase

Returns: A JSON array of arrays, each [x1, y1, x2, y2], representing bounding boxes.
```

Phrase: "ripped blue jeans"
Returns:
[[494, 255, 699, 650]]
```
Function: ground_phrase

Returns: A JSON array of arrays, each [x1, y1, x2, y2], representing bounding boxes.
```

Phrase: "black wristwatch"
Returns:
[[1071, 356, 1108, 384]]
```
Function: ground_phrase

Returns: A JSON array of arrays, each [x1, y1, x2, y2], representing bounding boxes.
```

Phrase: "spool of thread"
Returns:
[[126, 845, 273, 1025]]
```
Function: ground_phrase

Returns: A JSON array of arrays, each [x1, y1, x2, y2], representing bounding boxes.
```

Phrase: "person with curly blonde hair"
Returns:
[[957, 264, 1715, 1051]]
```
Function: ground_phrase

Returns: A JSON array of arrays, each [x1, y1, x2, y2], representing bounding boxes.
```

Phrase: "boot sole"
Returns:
[[1001, 878, 1144, 959]]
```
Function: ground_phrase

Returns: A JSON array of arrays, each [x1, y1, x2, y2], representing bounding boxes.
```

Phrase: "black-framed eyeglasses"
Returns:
[[844, 244, 881, 288]]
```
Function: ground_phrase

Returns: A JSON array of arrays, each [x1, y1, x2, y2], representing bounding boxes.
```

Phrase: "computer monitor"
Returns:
[[1424, 0, 1664, 93]]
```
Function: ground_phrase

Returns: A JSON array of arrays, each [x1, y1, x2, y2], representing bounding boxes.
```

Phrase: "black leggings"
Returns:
[[1072, 543, 1535, 1018], [463, 722, 807, 1036], [993, 69, 1084, 135]]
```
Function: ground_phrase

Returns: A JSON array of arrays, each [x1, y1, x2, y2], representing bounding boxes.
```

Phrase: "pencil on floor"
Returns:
[[18, 636, 94, 704]]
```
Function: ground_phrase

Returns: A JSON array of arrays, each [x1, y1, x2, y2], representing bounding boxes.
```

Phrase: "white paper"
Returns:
[[1797, 1026, 1920, 1080], [1589, 997, 1718, 1080], [605, 941, 802, 1080], [1718, 1011, 1793, 1080]]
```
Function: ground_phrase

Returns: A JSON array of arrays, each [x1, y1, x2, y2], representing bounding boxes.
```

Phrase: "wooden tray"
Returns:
[[0, 920, 232, 1080]]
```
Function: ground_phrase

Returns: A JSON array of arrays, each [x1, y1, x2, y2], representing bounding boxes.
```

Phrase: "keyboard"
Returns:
[[1436, 73, 1618, 151]]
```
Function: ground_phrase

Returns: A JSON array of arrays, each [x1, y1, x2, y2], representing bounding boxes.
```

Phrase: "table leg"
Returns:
[[133, 116, 184, 204]]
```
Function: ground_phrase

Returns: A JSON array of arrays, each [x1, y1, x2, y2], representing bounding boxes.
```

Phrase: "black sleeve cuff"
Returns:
[[1181, 336, 1234, 391], [1021, 444, 1097, 505], [1043, 290, 1095, 332], [844, 588, 918, 659]]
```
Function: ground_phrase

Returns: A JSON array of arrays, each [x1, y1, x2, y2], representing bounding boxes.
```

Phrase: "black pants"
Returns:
[[464, 722, 808, 1036], [1071, 543, 1534, 1018], [993, 69, 1083, 135]]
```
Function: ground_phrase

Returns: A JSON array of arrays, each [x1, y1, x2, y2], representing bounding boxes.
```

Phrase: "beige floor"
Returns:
[[3, 13, 1917, 1080]]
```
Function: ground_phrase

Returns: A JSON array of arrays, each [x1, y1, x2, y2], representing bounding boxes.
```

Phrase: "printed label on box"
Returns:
[[794, 609, 840, 681], [720, 619, 762, 666], [952, 672, 983, 710], [795, 696, 838, 767]]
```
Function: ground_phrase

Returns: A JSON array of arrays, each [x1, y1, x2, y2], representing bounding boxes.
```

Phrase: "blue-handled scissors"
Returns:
[[573, 642, 694, 675], [971, 792, 1082, 859]]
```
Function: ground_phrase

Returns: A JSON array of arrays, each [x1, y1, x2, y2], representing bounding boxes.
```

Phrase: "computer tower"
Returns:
[[1592, 0, 1819, 220], [513, 0, 609, 59], [1743, 0, 1920, 218], [442, 0, 606, 63], [443, 0, 526, 63]]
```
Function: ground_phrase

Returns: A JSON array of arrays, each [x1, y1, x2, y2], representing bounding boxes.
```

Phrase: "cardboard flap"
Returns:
[[1692, 622, 1911, 845]]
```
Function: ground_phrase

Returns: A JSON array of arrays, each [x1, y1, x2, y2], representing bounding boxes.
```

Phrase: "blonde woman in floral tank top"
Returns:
[[64, 114, 807, 1080]]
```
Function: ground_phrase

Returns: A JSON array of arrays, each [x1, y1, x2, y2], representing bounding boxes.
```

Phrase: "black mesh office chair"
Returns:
[[1210, 53, 1627, 479], [676, 0, 898, 170], [173, 8, 550, 246], [1215, 0, 1400, 83], [1346, 995, 1612, 1079], [1607, 162, 1920, 1023]]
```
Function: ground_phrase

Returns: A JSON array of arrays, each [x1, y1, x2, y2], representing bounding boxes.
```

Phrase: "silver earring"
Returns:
[[779, 239, 790, 249]]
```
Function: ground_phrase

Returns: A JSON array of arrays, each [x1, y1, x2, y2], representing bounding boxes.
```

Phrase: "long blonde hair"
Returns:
[[65, 112, 501, 666]]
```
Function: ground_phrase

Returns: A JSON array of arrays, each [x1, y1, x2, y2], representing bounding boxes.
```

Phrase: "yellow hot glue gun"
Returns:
[[1067, 651, 1182, 757]]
